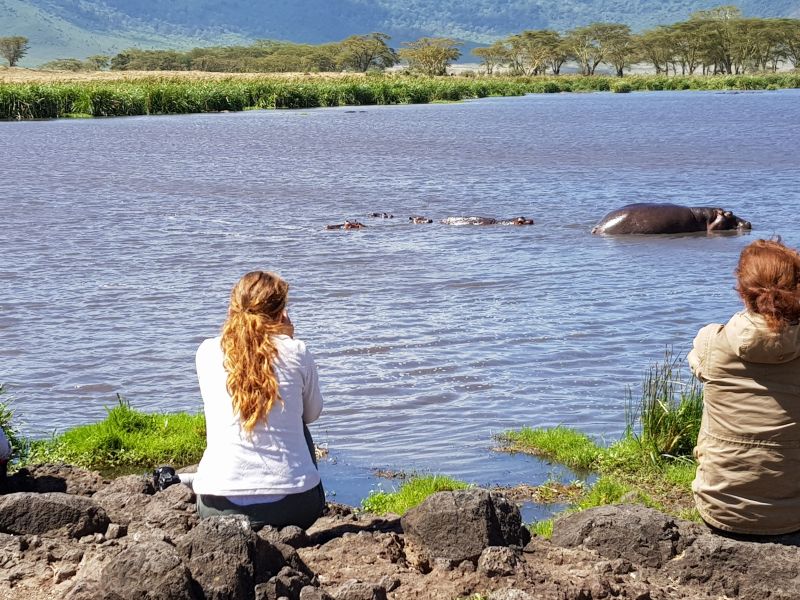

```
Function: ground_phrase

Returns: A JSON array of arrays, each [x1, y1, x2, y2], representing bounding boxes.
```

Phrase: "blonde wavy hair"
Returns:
[[221, 271, 292, 433]]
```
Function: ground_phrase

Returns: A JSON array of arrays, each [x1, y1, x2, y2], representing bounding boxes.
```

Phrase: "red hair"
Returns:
[[736, 239, 800, 332]]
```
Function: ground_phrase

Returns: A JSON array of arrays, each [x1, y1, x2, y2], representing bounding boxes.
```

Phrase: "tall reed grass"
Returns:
[[2, 72, 798, 120], [619, 348, 703, 466]]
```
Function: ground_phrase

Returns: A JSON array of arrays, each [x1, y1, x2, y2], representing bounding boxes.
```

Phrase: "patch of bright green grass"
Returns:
[[530, 519, 554, 539], [27, 396, 206, 473], [501, 425, 601, 471], [361, 474, 470, 515], [574, 476, 630, 510]]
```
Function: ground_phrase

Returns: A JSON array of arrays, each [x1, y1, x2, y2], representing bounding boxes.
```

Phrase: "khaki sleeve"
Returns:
[[687, 324, 722, 382]]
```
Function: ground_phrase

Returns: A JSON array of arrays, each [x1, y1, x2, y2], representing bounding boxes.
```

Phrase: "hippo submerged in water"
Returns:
[[440, 216, 535, 226], [592, 203, 751, 235], [326, 220, 367, 230], [409, 215, 433, 224]]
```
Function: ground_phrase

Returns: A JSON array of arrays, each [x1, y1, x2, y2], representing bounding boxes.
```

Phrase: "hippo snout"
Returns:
[[738, 220, 752, 230]]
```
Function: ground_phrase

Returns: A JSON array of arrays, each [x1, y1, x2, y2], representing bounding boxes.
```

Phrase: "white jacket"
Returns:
[[192, 335, 323, 496]]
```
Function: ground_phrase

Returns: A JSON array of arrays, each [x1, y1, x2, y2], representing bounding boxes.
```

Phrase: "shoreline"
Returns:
[[2, 462, 799, 600], [1, 71, 798, 120]]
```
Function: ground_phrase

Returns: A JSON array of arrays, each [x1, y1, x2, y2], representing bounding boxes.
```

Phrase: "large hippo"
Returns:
[[592, 203, 751, 235], [440, 216, 534, 226]]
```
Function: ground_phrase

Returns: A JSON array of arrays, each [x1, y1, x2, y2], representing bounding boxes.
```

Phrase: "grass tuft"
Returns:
[[361, 474, 470, 515], [500, 425, 601, 471], [27, 395, 206, 472], [530, 519, 554, 539]]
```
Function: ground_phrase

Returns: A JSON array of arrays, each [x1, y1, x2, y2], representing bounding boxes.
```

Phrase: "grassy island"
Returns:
[[1, 71, 799, 120]]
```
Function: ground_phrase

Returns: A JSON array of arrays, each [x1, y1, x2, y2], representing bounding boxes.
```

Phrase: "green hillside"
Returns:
[[3, 0, 800, 66]]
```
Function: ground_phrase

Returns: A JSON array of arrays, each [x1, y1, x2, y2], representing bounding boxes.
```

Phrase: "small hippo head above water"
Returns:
[[409, 215, 433, 224], [369, 212, 394, 219], [326, 220, 367, 230], [509, 216, 534, 225]]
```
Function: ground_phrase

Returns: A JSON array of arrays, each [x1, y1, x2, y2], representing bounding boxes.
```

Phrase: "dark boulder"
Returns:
[[178, 515, 273, 600], [400, 489, 530, 571], [98, 540, 198, 600], [254, 566, 312, 600], [664, 533, 800, 600], [332, 580, 387, 600], [4, 463, 106, 496], [0, 492, 109, 538], [551, 504, 700, 569]]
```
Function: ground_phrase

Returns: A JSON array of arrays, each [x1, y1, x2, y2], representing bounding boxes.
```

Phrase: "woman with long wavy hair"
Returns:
[[191, 271, 325, 530], [689, 238, 800, 536]]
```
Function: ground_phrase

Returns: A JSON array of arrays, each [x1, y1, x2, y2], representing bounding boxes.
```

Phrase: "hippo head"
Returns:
[[343, 220, 365, 229], [708, 208, 752, 232], [409, 215, 433, 224], [513, 216, 535, 225]]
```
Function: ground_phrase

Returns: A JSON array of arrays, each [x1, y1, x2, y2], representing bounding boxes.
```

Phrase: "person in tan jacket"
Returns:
[[688, 238, 800, 535]]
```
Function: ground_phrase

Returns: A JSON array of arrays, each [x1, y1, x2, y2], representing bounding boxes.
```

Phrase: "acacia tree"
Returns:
[[598, 24, 637, 76], [472, 41, 509, 75], [690, 5, 743, 74], [778, 18, 800, 68], [564, 23, 613, 75], [638, 27, 675, 74], [399, 37, 461, 76], [506, 30, 563, 75], [338, 33, 398, 72], [86, 54, 110, 70], [0, 36, 29, 67]]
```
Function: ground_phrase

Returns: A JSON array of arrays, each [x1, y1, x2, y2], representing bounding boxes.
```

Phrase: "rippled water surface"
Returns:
[[2, 90, 799, 504]]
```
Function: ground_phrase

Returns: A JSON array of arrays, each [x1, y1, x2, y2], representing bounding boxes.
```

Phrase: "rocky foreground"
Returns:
[[1, 465, 799, 600]]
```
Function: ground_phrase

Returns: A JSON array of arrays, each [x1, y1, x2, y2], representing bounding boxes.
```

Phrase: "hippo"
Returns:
[[440, 216, 534, 226], [409, 215, 433, 224], [592, 203, 752, 235], [369, 212, 394, 219], [326, 220, 367, 230]]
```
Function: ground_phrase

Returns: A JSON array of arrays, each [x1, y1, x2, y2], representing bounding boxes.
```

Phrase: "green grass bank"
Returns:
[[1, 72, 799, 120], [500, 351, 703, 534], [7, 396, 207, 474]]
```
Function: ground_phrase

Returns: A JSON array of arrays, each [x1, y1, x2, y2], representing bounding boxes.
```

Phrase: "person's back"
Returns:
[[192, 271, 325, 530], [689, 238, 800, 535], [194, 334, 321, 497]]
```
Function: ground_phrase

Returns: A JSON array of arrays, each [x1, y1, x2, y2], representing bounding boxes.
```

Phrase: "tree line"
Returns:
[[4, 5, 800, 77], [473, 6, 800, 76]]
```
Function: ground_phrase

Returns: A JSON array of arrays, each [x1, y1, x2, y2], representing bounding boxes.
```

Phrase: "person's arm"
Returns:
[[302, 348, 323, 424], [687, 324, 720, 382]]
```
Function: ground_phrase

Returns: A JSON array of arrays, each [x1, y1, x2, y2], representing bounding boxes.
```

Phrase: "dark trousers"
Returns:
[[197, 425, 325, 530]]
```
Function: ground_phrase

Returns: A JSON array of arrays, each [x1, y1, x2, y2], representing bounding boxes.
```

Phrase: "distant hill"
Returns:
[[4, 0, 800, 66]]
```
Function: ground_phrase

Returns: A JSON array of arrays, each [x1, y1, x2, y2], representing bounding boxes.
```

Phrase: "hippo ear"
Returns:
[[724, 211, 732, 218]]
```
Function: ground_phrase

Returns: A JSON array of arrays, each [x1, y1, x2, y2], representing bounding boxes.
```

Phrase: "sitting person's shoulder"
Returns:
[[196, 336, 223, 358]]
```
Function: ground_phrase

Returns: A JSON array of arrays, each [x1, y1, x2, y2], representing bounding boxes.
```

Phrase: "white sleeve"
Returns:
[[301, 348, 323, 424], [0, 427, 11, 461]]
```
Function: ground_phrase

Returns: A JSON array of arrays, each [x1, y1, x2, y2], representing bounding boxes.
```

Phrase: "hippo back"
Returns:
[[592, 203, 707, 235]]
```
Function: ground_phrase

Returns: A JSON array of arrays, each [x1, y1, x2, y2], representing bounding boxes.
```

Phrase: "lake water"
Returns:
[[2, 89, 799, 508]]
